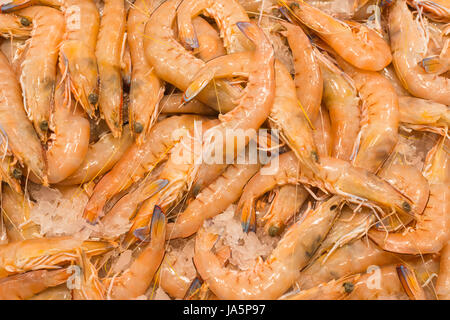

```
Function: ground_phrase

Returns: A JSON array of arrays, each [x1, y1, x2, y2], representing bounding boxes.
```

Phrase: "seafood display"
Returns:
[[0, 0, 448, 300]]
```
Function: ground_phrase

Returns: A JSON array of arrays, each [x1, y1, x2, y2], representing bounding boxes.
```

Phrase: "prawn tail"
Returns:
[[183, 73, 213, 103], [1, 0, 35, 12], [240, 201, 256, 233], [184, 277, 203, 300], [150, 205, 166, 241], [396, 264, 426, 300], [420, 55, 449, 74], [138, 178, 169, 203]]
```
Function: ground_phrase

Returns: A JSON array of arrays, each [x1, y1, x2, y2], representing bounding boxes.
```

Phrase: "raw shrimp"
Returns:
[[318, 53, 360, 161], [166, 163, 260, 239], [194, 196, 343, 299], [261, 184, 309, 236], [184, 22, 275, 163], [43, 78, 90, 184], [59, 125, 133, 186], [83, 115, 203, 223], [17, 6, 64, 142], [296, 237, 403, 290], [104, 207, 166, 300], [127, 0, 163, 143], [160, 94, 217, 116], [0, 236, 116, 278], [0, 12, 31, 38], [0, 51, 47, 184], [407, 0, 450, 22], [59, 0, 100, 117], [287, 264, 420, 300], [436, 241, 450, 299], [389, 0, 450, 105], [0, 267, 69, 300], [96, 0, 125, 137], [1, 184, 40, 242], [312, 106, 332, 157], [337, 58, 399, 173], [281, 0, 392, 71], [72, 250, 105, 300], [369, 137, 450, 254], [192, 16, 226, 61], [143, 0, 241, 113], [281, 21, 322, 121], [239, 152, 416, 232], [0, 156, 22, 194], [398, 96, 449, 133], [176, 0, 252, 53]]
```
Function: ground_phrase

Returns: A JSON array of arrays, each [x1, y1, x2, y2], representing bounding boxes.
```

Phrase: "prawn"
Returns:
[[389, 0, 450, 105], [318, 52, 360, 161], [43, 77, 90, 184], [0, 267, 69, 300], [0, 51, 47, 184], [369, 137, 450, 254], [1, 184, 40, 242], [96, 0, 126, 137], [17, 6, 64, 142], [176, 0, 252, 53], [144, 0, 241, 113], [337, 59, 399, 173], [194, 196, 344, 299], [0, 236, 116, 278], [281, 0, 392, 71], [0, 155, 23, 194], [127, 0, 163, 143], [104, 206, 166, 300], [280, 21, 323, 121]]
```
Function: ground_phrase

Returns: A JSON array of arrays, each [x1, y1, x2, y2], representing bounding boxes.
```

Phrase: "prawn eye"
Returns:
[[402, 202, 411, 213], [20, 17, 31, 27], [311, 151, 319, 162], [289, 2, 300, 9], [11, 168, 22, 179], [268, 225, 280, 237], [88, 93, 99, 105], [330, 205, 338, 211], [39, 121, 48, 131], [343, 282, 354, 293], [134, 122, 144, 134]]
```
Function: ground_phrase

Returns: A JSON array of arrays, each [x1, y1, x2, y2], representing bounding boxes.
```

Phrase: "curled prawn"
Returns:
[[338, 58, 400, 173], [389, 0, 450, 105], [144, 0, 240, 113], [369, 137, 450, 254], [176, 0, 252, 53], [194, 196, 344, 299], [281, 0, 392, 71]]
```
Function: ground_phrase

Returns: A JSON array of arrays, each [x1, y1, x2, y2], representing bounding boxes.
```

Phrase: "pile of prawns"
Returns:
[[0, 0, 449, 300]]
